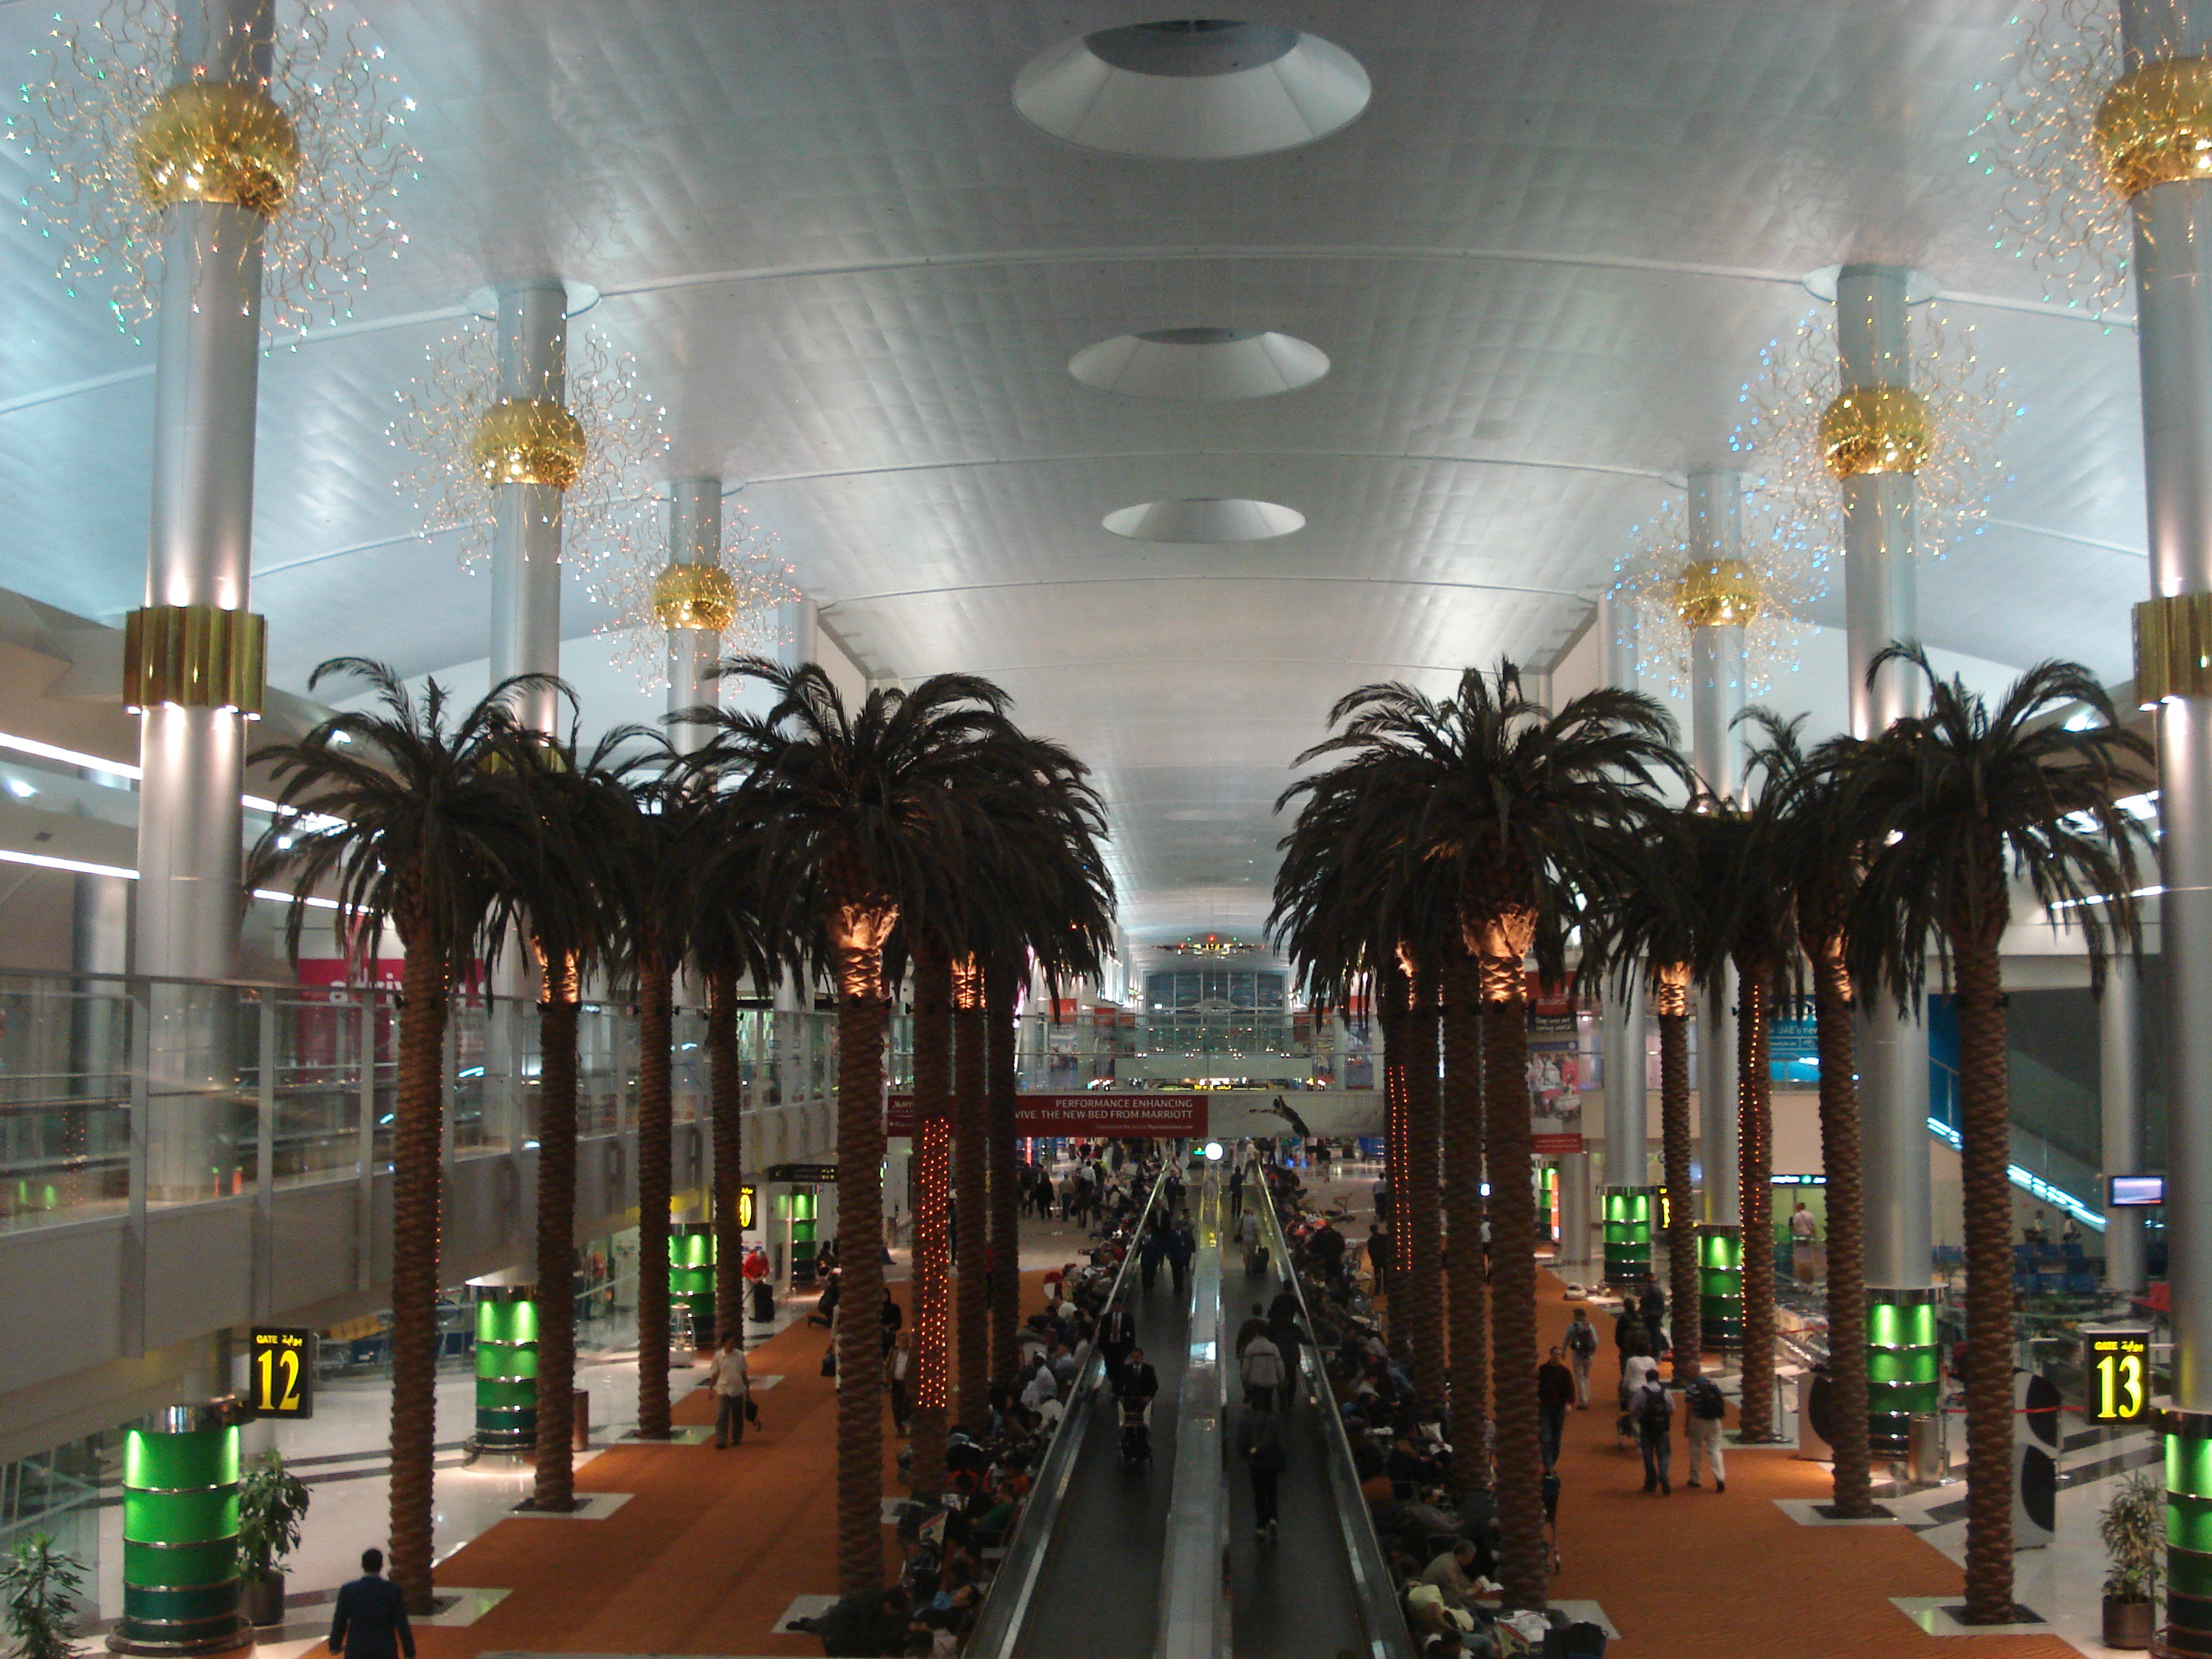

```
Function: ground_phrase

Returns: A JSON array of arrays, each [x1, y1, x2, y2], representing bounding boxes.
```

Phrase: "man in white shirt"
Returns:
[[706, 1333, 750, 1448], [1020, 1361, 1059, 1414]]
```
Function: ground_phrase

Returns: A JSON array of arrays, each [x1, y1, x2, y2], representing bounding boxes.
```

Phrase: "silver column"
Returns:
[[2101, 958, 2146, 1295], [1686, 471, 1745, 1226], [1836, 263, 1934, 1291], [1596, 594, 1647, 1188], [665, 476, 721, 756], [487, 278, 569, 736], [134, 0, 274, 1200], [2124, 0, 2212, 1408]]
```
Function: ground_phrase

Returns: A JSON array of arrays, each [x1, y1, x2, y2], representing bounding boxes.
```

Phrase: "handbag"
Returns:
[[821, 1344, 837, 1377], [744, 1396, 760, 1424]]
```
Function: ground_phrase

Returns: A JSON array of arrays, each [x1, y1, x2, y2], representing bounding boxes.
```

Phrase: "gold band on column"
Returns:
[[2136, 593, 2212, 703], [123, 606, 266, 716]]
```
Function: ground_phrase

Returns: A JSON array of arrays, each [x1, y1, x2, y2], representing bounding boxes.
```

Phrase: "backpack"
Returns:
[[1636, 1385, 1671, 1434], [1565, 1321, 1597, 1357], [1242, 1343, 1284, 1389], [1687, 1377, 1726, 1421]]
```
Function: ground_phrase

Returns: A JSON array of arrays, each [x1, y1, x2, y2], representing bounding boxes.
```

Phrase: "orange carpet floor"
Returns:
[[390, 1259, 2079, 1659], [1532, 1269, 2075, 1659], [407, 1268, 1046, 1659]]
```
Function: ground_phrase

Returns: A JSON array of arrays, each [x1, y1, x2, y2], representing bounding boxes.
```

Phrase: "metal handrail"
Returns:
[[1255, 1171, 1417, 1659], [965, 1164, 1171, 1659]]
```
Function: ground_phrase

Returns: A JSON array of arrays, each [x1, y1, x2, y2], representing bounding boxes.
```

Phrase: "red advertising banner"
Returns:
[[1532, 1132, 1586, 1156], [887, 1092, 1205, 1138]]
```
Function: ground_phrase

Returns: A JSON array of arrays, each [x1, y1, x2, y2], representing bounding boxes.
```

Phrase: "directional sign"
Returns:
[[2083, 1328, 2152, 1424], [248, 1326, 315, 1419]]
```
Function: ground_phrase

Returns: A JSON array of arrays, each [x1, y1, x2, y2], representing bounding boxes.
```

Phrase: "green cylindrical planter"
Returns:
[[2164, 1408, 2212, 1656], [474, 1287, 538, 1454], [1697, 1223, 1743, 1351], [1537, 1166, 1557, 1244], [1602, 1187, 1655, 1287], [670, 1222, 716, 1347], [1867, 1290, 1941, 1459], [111, 1405, 246, 1656]]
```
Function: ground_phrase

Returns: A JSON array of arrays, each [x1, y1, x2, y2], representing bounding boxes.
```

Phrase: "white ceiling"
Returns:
[[0, 0, 2153, 945]]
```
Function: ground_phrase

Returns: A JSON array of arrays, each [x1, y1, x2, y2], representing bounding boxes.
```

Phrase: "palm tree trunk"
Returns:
[[531, 979, 581, 1509], [707, 968, 744, 1343], [1956, 934, 2017, 1622], [1735, 961, 1777, 1441], [986, 968, 1017, 1398], [1653, 971, 1699, 1385], [830, 891, 894, 1597], [1812, 945, 1873, 1516], [386, 936, 449, 1614], [987, 963, 1022, 1388], [1401, 963, 1446, 1409], [1479, 956, 1545, 1613], [636, 943, 674, 1439], [1441, 943, 1489, 1493], [1382, 988, 1408, 1302], [909, 938, 954, 1498], [952, 961, 989, 1428]]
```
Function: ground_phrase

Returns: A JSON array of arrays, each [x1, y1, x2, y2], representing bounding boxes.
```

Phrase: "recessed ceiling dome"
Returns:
[[1013, 20, 1371, 161], [1102, 498, 1305, 543], [1069, 327, 1330, 400]]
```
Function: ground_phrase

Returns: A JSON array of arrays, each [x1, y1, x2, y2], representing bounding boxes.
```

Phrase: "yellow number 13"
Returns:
[[2098, 1350, 2145, 1421]]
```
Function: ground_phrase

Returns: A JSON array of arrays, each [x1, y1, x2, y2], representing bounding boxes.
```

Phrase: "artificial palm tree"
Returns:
[[950, 950, 992, 1426], [1286, 660, 1684, 1612], [1440, 933, 1489, 1493], [1593, 808, 1710, 1387], [247, 659, 543, 1613], [907, 932, 956, 1495], [697, 658, 1051, 1596], [1842, 647, 2152, 1624], [1744, 713, 1875, 1514]]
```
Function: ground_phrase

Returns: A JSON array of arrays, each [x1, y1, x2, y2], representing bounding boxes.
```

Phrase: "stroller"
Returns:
[[1119, 1398, 1153, 1469]]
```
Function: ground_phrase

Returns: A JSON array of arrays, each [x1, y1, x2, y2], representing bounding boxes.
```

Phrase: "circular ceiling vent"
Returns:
[[1013, 20, 1371, 161], [1069, 327, 1330, 400], [1102, 498, 1306, 543]]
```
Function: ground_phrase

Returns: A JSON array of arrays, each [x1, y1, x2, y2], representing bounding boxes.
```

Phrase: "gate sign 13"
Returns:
[[248, 1326, 316, 1419], [2083, 1328, 2150, 1424]]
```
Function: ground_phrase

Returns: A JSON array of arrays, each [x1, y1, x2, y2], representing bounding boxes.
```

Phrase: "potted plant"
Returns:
[[2101, 1469, 2164, 1650], [236, 1450, 310, 1629], [1, 1532, 84, 1659]]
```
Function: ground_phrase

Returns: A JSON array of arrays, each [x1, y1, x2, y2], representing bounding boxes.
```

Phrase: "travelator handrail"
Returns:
[[1256, 1172, 1418, 1659], [1156, 1174, 1228, 1659], [965, 1164, 1172, 1659]]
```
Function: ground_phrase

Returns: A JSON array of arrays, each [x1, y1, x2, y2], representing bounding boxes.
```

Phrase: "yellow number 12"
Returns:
[[256, 1346, 301, 1413]]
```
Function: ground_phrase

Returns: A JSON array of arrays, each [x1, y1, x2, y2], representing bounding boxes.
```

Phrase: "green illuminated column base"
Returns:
[[110, 1405, 244, 1657], [2164, 1406, 2212, 1656], [1697, 1222, 1743, 1352], [1602, 1186, 1655, 1287], [473, 1287, 537, 1455], [670, 1221, 716, 1347], [1538, 1166, 1558, 1245], [1866, 1287, 1941, 1460]]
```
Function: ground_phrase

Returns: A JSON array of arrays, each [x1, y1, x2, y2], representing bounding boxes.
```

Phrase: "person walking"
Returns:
[[1237, 1205, 1264, 1274], [1537, 1346, 1575, 1472], [328, 1549, 414, 1659], [706, 1330, 752, 1448], [1099, 1299, 1138, 1386], [1238, 1406, 1287, 1542], [1228, 1162, 1246, 1219], [1138, 1223, 1167, 1292], [1564, 1306, 1599, 1408], [1638, 1271, 1668, 1357], [1240, 1328, 1286, 1414], [1613, 1298, 1641, 1382], [889, 1328, 915, 1436], [1683, 1370, 1727, 1492], [1789, 1200, 1819, 1284], [1634, 1373, 1673, 1495], [1167, 1221, 1196, 1295]]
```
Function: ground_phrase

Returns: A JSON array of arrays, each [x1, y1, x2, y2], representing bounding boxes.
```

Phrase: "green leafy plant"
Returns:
[[2101, 1470, 2166, 1604], [236, 1451, 310, 1581], [1, 1532, 84, 1659]]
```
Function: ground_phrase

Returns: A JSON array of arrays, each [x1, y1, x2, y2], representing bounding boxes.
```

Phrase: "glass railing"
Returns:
[[1927, 1056, 2108, 1232], [0, 967, 837, 1233]]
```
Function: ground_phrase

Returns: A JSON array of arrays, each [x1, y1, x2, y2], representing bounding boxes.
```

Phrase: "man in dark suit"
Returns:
[[329, 1548, 414, 1659]]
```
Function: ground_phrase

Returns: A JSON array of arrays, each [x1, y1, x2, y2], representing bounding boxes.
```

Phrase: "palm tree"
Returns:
[[951, 950, 992, 1427], [1286, 661, 1684, 1612], [1841, 647, 2152, 1624], [1440, 934, 1489, 1493], [1744, 714, 1876, 1514], [697, 658, 1049, 1597], [907, 932, 956, 1494], [495, 723, 628, 1514], [1592, 808, 1709, 1386], [248, 660, 542, 1613]]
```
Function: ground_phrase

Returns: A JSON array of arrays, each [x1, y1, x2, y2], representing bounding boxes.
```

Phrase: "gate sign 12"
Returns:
[[2084, 1329, 2150, 1424], [248, 1326, 315, 1419]]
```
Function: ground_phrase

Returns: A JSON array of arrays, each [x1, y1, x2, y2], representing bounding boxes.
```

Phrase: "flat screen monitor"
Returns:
[[2108, 1175, 2165, 1208]]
